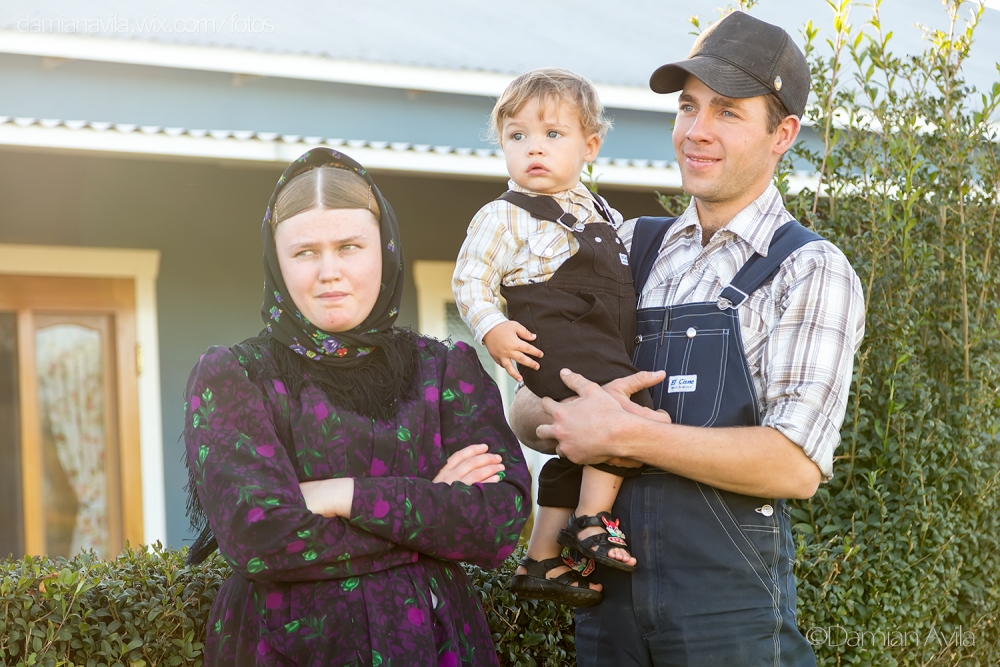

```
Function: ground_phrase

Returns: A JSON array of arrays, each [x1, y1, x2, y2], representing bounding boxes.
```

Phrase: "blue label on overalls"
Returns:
[[667, 374, 697, 393]]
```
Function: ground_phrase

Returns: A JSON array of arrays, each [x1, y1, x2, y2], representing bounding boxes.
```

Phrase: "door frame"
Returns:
[[0, 244, 165, 547]]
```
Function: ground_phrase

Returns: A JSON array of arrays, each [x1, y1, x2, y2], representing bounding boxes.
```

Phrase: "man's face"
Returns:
[[672, 75, 784, 210]]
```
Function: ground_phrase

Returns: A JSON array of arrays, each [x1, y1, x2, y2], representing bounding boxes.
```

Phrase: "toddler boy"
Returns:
[[453, 68, 653, 606]]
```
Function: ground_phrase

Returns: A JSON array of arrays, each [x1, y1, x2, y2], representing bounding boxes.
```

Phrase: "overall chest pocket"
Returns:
[[634, 308, 732, 427]]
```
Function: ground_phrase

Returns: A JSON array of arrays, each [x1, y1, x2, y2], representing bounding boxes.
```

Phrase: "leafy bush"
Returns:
[[0, 544, 225, 667], [0, 545, 574, 667], [464, 546, 576, 667]]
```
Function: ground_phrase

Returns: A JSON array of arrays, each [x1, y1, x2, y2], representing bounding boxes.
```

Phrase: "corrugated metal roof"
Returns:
[[3, 0, 998, 93], [0, 115, 715, 191], [0, 114, 685, 166]]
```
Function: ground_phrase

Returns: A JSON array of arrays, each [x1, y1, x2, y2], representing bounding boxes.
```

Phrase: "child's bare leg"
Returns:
[[575, 466, 636, 567], [515, 505, 602, 591], [526, 505, 572, 561]]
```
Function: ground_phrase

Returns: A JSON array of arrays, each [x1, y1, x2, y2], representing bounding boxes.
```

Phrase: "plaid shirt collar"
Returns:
[[669, 184, 792, 256], [508, 179, 602, 219]]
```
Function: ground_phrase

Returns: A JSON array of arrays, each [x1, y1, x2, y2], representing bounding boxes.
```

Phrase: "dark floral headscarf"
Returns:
[[261, 148, 404, 369]]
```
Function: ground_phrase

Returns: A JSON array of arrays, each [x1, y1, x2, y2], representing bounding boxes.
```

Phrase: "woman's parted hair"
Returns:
[[272, 166, 380, 232], [489, 67, 612, 145]]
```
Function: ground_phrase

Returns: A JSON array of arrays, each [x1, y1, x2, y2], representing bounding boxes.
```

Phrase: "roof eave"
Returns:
[[0, 30, 680, 114]]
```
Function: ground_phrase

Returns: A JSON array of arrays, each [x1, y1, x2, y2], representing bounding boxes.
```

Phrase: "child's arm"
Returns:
[[482, 320, 542, 383], [452, 204, 514, 344]]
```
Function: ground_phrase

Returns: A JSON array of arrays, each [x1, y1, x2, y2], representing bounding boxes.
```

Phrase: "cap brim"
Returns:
[[649, 56, 773, 99]]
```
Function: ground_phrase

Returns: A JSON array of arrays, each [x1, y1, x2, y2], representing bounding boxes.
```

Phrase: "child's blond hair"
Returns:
[[489, 68, 612, 145]]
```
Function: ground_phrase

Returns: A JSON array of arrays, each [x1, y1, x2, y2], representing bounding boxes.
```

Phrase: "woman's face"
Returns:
[[274, 207, 383, 333]]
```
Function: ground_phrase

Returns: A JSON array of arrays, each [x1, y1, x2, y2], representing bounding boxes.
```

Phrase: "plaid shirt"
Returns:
[[452, 180, 624, 343], [619, 184, 866, 480]]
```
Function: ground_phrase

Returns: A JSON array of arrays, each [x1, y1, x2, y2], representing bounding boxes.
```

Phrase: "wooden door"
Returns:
[[0, 275, 142, 558]]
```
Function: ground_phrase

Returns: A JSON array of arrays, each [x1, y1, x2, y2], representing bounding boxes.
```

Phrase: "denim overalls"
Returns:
[[575, 216, 821, 667]]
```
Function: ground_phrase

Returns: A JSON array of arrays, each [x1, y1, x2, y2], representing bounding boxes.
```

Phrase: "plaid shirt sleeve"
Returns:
[[452, 203, 517, 343], [759, 242, 866, 481]]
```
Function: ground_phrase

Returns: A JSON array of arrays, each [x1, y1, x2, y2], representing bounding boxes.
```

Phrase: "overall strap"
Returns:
[[588, 192, 615, 224], [498, 191, 579, 230], [717, 220, 824, 309], [497, 189, 612, 229], [629, 216, 678, 295]]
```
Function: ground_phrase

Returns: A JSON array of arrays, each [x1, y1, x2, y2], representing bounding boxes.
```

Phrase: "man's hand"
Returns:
[[536, 368, 666, 465], [483, 320, 543, 382]]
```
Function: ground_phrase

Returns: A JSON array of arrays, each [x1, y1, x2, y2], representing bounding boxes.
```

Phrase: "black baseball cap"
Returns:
[[649, 11, 810, 118]]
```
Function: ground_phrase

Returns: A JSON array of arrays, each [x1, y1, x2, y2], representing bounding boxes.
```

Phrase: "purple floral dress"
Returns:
[[184, 338, 530, 666]]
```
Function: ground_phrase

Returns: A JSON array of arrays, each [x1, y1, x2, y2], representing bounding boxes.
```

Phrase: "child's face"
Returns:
[[500, 96, 601, 194]]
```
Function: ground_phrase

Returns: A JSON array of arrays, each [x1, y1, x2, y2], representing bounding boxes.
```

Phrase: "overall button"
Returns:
[[635, 335, 643, 344], [574, 222, 586, 232], [756, 504, 774, 517], [686, 327, 697, 338], [594, 237, 603, 243], [615, 238, 622, 244]]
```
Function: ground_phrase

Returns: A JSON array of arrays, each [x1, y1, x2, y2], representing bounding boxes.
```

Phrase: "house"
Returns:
[[1, 0, 996, 557]]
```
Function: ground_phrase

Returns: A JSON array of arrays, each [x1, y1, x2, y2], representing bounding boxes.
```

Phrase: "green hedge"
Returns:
[[0, 544, 572, 667], [0, 545, 223, 667]]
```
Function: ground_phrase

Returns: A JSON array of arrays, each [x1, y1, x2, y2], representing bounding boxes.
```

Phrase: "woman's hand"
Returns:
[[433, 443, 506, 485], [300, 478, 355, 518]]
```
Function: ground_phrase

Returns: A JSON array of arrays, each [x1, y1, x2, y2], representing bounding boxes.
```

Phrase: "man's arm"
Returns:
[[536, 369, 822, 499]]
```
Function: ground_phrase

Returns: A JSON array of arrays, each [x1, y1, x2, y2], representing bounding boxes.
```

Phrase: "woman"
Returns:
[[184, 148, 531, 666]]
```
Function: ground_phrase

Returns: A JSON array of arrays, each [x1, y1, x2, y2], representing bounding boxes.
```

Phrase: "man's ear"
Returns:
[[774, 115, 801, 156]]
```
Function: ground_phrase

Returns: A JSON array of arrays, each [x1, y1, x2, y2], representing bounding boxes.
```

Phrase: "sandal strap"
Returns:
[[566, 512, 630, 551], [568, 513, 605, 530], [549, 567, 588, 587], [518, 555, 570, 579]]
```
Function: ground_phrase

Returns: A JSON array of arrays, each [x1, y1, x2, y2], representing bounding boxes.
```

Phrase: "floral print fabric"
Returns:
[[184, 337, 530, 666]]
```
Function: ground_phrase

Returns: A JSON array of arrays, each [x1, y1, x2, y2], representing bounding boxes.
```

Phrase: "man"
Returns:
[[509, 11, 866, 667]]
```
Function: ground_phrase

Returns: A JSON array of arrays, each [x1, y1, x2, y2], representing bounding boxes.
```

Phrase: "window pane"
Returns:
[[35, 323, 111, 558], [0, 313, 23, 558]]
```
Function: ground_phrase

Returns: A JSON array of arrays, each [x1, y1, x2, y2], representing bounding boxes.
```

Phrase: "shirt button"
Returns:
[[756, 504, 774, 517], [544, 248, 554, 257], [686, 327, 697, 338]]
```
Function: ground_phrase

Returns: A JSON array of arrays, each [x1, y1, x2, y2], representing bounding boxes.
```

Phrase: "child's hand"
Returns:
[[483, 321, 543, 382]]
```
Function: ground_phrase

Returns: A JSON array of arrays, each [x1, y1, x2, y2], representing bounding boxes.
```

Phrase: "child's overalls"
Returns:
[[498, 190, 651, 508], [575, 216, 820, 667]]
